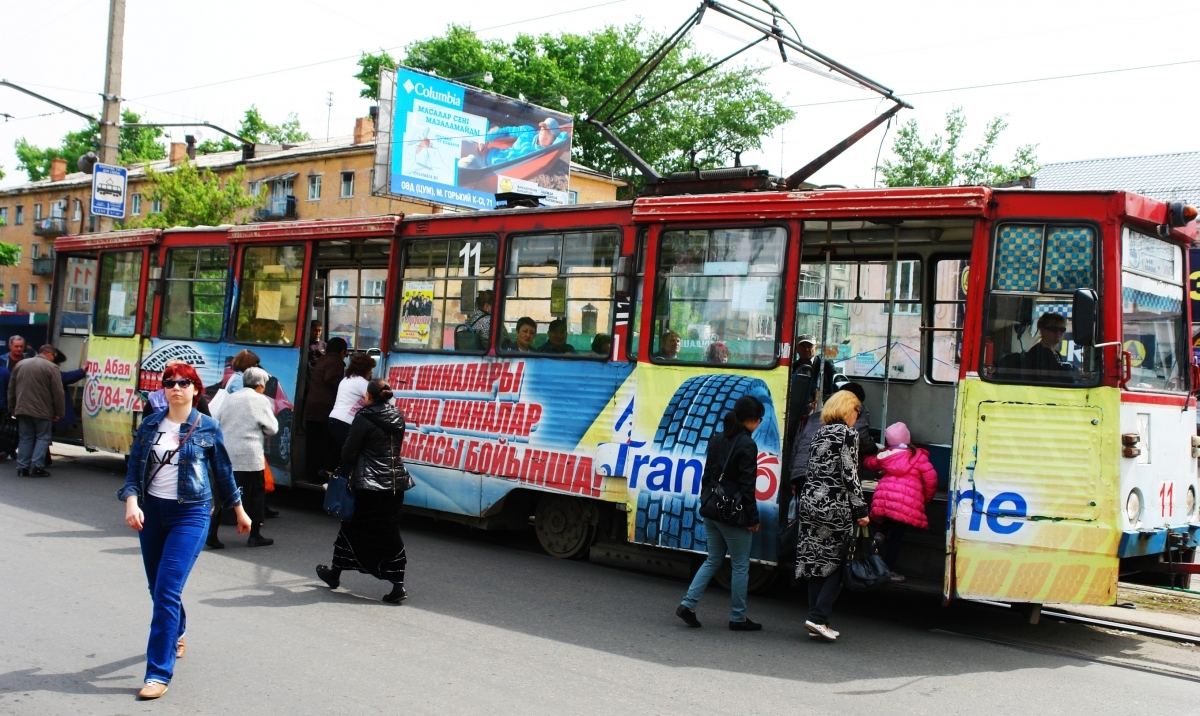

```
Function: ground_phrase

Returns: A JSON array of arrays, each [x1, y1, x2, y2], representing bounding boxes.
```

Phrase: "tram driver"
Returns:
[[1023, 312, 1075, 377]]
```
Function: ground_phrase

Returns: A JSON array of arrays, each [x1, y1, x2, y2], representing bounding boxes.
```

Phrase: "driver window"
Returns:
[[981, 223, 1100, 385], [234, 244, 304, 345]]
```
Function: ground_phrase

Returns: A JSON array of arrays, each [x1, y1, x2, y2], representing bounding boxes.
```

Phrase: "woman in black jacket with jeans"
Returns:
[[676, 395, 766, 631], [316, 379, 410, 603]]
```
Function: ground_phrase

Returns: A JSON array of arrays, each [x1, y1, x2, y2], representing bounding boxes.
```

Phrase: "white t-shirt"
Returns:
[[146, 418, 182, 500], [329, 375, 368, 425]]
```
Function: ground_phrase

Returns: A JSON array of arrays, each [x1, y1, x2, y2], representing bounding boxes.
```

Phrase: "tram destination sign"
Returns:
[[373, 66, 573, 211], [90, 163, 128, 219]]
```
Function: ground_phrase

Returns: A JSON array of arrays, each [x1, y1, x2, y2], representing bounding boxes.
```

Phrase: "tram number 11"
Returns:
[[460, 242, 482, 277], [1160, 481, 1176, 518]]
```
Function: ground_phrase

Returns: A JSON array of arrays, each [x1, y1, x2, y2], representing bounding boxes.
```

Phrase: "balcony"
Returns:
[[32, 217, 69, 238], [31, 257, 54, 276], [256, 195, 298, 221]]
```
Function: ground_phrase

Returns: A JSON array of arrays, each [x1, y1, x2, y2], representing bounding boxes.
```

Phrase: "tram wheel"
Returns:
[[534, 495, 595, 560], [713, 561, 777, 595]]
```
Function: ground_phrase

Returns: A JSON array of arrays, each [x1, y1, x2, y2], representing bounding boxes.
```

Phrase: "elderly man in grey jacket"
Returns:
[[8, 344, 64, 477], [207, 367, 279, 548]]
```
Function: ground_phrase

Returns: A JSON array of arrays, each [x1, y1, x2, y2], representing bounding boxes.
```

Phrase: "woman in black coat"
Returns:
[[315, 379, 410, 603], [675, 395, 766, 631]]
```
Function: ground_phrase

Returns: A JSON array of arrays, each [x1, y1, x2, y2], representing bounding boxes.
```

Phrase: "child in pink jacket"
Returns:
[[863, 422, 938, 582]]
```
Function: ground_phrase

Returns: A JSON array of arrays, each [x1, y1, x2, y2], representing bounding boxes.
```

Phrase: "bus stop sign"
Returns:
[[91, 163, 128, 218]]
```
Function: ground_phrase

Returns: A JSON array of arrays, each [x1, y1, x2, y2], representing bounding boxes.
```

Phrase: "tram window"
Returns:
[[499, 230, 619, 357], [629, 230, 646, 361], [1121, 228, 1187, 392], [234, 245, 304, 345], [328, 267, 388, 350], [395, 238, 497, 352], [929, 258, 970, 383], [95, 251, 142, 337], [160, 247, 230, 341], [796, 259, 921, 380], [981, 223, 1100, 386], [61, 257, 96, 336], [652, 227, 784, 366]]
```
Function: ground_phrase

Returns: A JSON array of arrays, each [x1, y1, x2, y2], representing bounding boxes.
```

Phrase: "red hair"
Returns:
[[161, 363, 204, 407]]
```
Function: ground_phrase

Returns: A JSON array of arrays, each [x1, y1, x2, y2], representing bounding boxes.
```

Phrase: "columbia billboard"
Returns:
[[373, 66, 573, 211]]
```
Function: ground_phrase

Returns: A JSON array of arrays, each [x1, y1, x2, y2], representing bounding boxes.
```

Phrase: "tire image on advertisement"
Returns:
[[637, 373, 780, 576]]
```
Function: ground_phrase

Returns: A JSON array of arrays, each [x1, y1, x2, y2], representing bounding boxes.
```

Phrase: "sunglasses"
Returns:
[[162, 379, 193, 389], [1043, 326, 1067, 334]]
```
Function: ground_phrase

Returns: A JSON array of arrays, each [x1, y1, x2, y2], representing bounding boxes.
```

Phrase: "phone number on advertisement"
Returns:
[[83, 377, 142, 416]]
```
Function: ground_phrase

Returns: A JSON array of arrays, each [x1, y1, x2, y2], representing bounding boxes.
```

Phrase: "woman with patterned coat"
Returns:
[[795, 389, 870, 642]]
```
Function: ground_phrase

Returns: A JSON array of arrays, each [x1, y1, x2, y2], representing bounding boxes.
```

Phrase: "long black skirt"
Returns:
[[332, 489, 407, 584]]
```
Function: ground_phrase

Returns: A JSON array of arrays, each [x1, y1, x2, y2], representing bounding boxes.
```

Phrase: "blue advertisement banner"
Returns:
[[388, 67, 573, 211], [139, 340, 298, 485]]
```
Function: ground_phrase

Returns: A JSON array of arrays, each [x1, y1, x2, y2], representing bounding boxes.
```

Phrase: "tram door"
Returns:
[[293, 238, 391, 485], [51, 255, 99, 444]]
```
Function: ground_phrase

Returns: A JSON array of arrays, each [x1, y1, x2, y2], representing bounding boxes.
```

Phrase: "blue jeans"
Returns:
[[139, 496, 210, 685], [681, 518, 753, 622], [16, 416, 51, 469]]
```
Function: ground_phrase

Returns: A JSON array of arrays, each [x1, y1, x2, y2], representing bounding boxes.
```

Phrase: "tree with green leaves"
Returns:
[[356, 23, 793, 188], [877, 107, 1040, 187], [14, 109, 165, 182], [197, 105, 311, 154], [126, 162, 262, 229]]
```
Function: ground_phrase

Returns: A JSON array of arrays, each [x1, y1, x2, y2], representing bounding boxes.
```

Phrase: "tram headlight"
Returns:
[[1188, 486, 1197, 519], [1126, 489, 1143, 525]]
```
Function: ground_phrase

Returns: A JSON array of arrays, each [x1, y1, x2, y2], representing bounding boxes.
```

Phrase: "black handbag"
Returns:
[[842, 524, 892, 591], [0, 413, 18, 454], [777, 493, 801, 574], [699, 435, 748, 528]]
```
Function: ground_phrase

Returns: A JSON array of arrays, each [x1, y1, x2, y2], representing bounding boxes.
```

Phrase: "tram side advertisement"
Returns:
[[82, 336, 143, 454], [385, 353, 785, 562], [385, 67, 573, 210]]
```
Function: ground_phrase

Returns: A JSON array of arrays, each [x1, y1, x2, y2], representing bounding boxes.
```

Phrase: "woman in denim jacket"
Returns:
[[117, 362, 250, 700]]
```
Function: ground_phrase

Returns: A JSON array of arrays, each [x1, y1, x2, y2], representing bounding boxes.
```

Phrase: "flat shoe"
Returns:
[[728, 618, 762, 631], [247, 536, 274, 547], [176, 637, 185, 659], [263, 507, 280, 518], [138, 682, 168, 699], [205, 538, 224, 550], [315, 565, 340, 590], [675, 604, 701, 628]]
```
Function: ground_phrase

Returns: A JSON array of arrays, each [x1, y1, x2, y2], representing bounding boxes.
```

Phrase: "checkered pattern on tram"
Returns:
[[1044, 227, 1095, 292], [1122, 286, 1183, 314], [993, 224, 1045, 291]]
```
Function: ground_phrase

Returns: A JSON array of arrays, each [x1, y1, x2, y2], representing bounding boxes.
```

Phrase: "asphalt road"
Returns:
[[3, 446, 1200, 715]]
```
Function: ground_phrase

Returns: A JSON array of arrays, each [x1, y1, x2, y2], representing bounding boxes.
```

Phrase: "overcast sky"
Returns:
[[1, 0, 1196, 191]]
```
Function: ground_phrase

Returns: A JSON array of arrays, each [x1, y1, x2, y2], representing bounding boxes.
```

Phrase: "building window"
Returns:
[[9, 283, 17, 305], [307, 174, 322, 201], [28, 284, 37, 303], [33, 204, 42, 222], [160, 247, 230, 341], [14, 206, 23, 225], [131, 193, 141, 216], [31, 244, 39, 260], [247, 181, 260, 199], [50, 200, 66, 219], [568, 190, 579, 205], [341, 171, 355, 198], [44, 284, 52, 303], [72, 199, 82, 221], [151, 198, 162, 214], [0, 208, 7, 225]]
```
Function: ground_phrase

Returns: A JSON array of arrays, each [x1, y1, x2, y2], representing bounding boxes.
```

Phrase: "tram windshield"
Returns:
[[981, 223, 1102, 386]]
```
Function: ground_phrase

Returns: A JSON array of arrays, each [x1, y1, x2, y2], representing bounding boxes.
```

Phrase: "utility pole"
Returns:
[[326, 91, 333, 140], [98, 0, 126, 232]]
